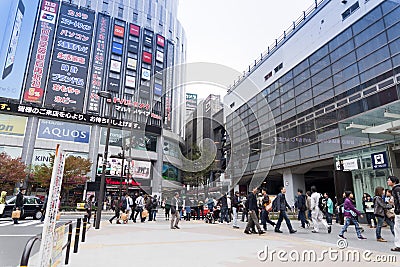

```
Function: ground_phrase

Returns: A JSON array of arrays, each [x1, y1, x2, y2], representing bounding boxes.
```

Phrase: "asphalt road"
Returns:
[[0, 214, 85, 267]]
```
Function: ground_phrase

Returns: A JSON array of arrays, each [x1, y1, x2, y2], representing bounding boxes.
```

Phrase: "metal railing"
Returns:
[[19, 218, 89, 267]]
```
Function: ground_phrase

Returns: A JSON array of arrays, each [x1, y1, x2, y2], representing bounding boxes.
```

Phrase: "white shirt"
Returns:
[[310, 192, 320, 211], [135, 196, 144, 207]]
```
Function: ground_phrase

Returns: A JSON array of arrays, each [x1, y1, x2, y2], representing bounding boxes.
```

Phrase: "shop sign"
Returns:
[[129, 24, 140, 36], [336, 158, 358, 171], [127, 58, 137, 70], [371, 152, 388, 169], [156, 50, 163, 62], [37, 119, 90, 143], [0, 114, 27, 136], [110, 60, 121, 73], [156, 35, 165, 47]]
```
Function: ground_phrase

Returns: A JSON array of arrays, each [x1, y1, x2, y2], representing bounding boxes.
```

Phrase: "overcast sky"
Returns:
[[177, 0, 316, 100]]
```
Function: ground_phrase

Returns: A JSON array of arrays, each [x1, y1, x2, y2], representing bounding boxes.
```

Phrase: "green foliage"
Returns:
[[0, 152, 28, 192]]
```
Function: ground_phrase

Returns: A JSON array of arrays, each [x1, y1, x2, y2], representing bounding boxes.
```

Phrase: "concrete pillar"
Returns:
[[21, 116, 39, 166], [88, 125, 101, 182], [282, 168, 305, 208], [152, 134, 164, 197]]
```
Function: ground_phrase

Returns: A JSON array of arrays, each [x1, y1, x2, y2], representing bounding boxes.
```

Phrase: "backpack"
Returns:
[[271, 196, 278, 212], [318, 194, 326, 211], [152, 198, 158, 209]]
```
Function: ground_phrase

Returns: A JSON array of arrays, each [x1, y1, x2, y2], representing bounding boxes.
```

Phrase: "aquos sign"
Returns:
[[37, 119, 90, 143]]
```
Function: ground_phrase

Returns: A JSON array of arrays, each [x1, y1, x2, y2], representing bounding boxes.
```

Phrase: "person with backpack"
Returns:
[[373, 186, 394, 242], [260, 188, 276, 231], [338, 191, 366, 240], [296, 189, 309, 228], [310, 186, 331, 234], [133, 193, 145, 223], [274, 187, 296, 234], [244, 187, 265, 235]]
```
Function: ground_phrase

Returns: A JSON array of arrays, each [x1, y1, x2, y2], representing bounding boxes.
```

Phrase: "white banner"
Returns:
[[132, 160, 151, 179], [39, 144, 65, 267]]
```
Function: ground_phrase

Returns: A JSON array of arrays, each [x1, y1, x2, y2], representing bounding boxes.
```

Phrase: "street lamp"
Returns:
[[95, 90, 112, 229]]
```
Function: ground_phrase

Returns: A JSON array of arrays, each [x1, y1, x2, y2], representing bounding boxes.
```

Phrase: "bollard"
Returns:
[[82, 217, 87, 243], [65, 224, 73, 265], [93, 213, 96, 228], [73, 218, 81, 253]]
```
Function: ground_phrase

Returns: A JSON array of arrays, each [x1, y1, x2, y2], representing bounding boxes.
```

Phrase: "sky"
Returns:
[[177, 0, 317, 100]]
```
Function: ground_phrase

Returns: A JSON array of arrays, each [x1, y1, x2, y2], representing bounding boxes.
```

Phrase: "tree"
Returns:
[[31, 155, 92, 202], [0, 152, 28, 193]]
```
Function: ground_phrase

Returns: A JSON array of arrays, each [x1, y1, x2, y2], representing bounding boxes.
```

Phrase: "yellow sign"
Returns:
[[0, 114, 27, 136], [77, 203, 86, 210]]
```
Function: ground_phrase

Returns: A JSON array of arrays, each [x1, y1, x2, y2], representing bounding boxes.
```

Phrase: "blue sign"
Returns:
[[371, 152, 388, 169], [37, 119, 90, 143], [154, 83, 162, 96], [112, 42, 123, 55]]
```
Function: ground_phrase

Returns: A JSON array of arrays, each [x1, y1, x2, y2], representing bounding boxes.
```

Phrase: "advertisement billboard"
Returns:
[[127, 58, 137, 70], [0, 114, 27, 136], [132, 160, 151, 179], [154, 83, 162, 96], [142, 52, 152, 64], [87, 13, 110, 113], [126, 75, 136, 88], [141, 69, 151, 80], [110, 60, 121, 73], [156, 51, 164, 62], [111, 42, 123, 55], [129, 23, 140, 36], [186, 93, 198, 109], [44, 3, 95, 112], [113, 25, 124, 37], [22, 0, 59, 104], [37, 119, 90, 143], [0, 0, 40, 100], [156, 35, 165, 47]]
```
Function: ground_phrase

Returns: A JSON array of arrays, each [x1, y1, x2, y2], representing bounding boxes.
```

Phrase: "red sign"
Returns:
[[142, 52, 152, 64], [156, 35, 165, 47], [129, 24, 140, 36], [114, 25, 124, 37], [106, 178, 141, 186]]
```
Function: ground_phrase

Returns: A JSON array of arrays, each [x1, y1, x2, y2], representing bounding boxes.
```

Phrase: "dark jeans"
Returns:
[[275, 210, 294, 231], [199, 206, 204, 219], [298, 210, 308, 227], [220, 207, 229, 223], [366, 212, 377, 226], [376, 215, 395, 239], [109, 209, 120, 222], [242, 209, 248, 222], [165, 208, 170, 220], [85, 209, 92, 223], [325, 212, 333, 225], [134, 207, 143, 222], [260, 209, 275, 229], [151, 210, 157, 221]]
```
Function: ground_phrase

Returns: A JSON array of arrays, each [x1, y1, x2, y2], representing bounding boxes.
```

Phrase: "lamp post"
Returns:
[[95, 90, 112, 229]]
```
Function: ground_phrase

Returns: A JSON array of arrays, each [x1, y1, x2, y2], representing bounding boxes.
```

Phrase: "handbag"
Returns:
[[385, 208, 395, 219], [0, 203, 5, 214], [56, 213, 61, 220], [266, 203, 272, 212], [12, 209, 21, 219], [142, 209, 149, 218]]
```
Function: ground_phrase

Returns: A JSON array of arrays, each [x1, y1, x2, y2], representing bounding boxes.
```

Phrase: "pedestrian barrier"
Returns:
[[73, 218, 81, 253], [20, 221, 73, 267], [82, 217, 87, 242]]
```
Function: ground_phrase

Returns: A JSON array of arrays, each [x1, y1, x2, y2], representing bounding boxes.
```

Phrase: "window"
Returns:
[[342, 1, 360, 20], [118, 7, 124, 18], [264, 71, 272, 81], [102, 1, 109, 13]]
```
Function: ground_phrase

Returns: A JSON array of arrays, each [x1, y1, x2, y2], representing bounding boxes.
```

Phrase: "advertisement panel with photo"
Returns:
[[0, 0, 40, 100], [22, 0, 59, 104], [0, 114, 27, 136], [44, 3, 95, 112]]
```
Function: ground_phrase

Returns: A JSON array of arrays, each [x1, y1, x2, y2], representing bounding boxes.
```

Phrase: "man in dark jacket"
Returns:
[[296, 189, 309, 228], [219, 193, 229, 223], [244, 187, 264, 235], [14, 188, 25, 224], [170, 192, 181, 229], [231, 191, 241, 229], [388, 176, 400, 252], [274, 187, 296, 234]]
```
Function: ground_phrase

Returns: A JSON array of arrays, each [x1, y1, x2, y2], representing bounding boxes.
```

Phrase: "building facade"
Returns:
[[224, 0, 400, 210], [0, 0, 186, 199]]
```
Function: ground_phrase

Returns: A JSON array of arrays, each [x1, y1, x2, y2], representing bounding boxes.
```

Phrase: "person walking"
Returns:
[[296, 189, 309, 228], [306, 191, 312, 221], [129, 192, 138, 221], [244, 187, 265, 235], [109, 196, 121, 224], [170, 192, 181, 229], [231, 191, 241, 229], [373, 186, 395, 242], [363, 193, 377, 228], [260, 188, 276, 231], [338, 191, 366, 240], [387, 176, 400, 252], [40, 194, 48, 222], [274, 187, 296, 234], [310, 186, 331, 234], [151, 195, 158, 221], [164, 197, 171, 220], [85, 195, 94, 224], [241, 196, 248, 222], [0, 191, 6, 217], [133, 193, 145, 223], [13, 188, 25, 224], [324, 193, 334, 225], [219, 193, 229, 224]]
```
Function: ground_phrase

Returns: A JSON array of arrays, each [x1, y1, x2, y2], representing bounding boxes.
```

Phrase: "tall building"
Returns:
[[0, 0, 186, 198], [185, 93, 197, 124], [224, 0, 400, 209]]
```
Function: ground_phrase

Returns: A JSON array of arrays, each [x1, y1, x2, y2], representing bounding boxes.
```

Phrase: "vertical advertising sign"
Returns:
[[0, 0, 40, 100], [87, 13, 110, 113], [44, 3, 95, 112], [22, 0, 59, 104], [164, 41, 174, 129], [39, 144, 65, 267]]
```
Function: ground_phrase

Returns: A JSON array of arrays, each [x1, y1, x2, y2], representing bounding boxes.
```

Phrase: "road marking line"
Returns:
[[0, 234, 36, 237], [14, 221, 41, 227], [0, 221, 15, 226]]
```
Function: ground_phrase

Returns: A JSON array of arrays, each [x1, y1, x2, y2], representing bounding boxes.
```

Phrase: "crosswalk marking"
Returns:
[[0, 221, 15, 226], [14, 221, 41, 227]]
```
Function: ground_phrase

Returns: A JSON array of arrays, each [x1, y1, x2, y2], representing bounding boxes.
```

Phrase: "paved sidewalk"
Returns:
[[61, 218, 398, 267]]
